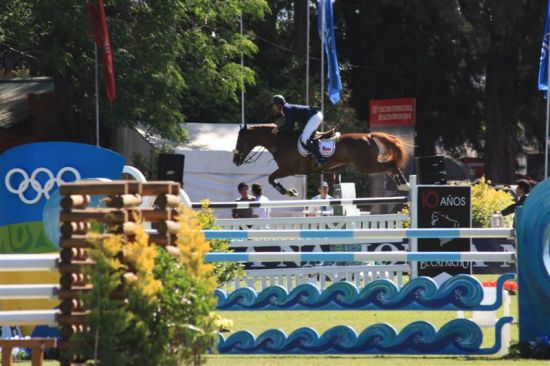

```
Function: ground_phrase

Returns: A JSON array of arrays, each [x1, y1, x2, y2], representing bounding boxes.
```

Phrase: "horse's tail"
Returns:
[[370, 132, 408, 169]]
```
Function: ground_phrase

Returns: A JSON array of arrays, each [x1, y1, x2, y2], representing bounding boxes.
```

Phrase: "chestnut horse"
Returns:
[[233, 123, 409, 196]]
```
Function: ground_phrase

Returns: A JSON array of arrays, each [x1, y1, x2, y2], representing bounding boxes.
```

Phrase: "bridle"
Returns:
[[234, 122, 267, 165]]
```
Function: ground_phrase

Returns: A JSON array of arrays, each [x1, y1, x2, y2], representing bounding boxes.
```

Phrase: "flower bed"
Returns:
[[482, 279, 517, 295]]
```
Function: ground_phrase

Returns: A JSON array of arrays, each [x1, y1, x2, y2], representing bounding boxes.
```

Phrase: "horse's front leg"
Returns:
[[268, 169, 298, 197]]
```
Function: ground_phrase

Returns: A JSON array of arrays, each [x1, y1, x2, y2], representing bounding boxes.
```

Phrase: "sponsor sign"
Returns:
[[369, 98, 416, 128], [417, 185, 472, 277]]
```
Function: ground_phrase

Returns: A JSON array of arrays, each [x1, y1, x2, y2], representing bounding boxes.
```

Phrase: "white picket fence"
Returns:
[[215, 214, 410, 291], [215, 213, 408, 230], [221, 264, 409, 292]]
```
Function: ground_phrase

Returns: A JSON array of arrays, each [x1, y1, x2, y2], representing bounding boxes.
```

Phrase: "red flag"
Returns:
[[87, 0, 115, 104]]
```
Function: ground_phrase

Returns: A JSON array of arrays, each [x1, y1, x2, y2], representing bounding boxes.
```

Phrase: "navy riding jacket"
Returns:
[[281, 103, 319, 131]]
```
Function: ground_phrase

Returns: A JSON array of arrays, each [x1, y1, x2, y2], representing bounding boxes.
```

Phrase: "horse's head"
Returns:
[[233, 123, 252, 166], [233, 123, 278, 166]]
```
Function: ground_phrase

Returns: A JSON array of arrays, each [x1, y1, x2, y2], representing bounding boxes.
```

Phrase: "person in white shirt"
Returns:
[[251, 184, 271, 219], [311, 181, 333, 215]]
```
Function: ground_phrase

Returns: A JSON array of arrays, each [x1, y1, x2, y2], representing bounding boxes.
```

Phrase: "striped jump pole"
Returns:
[[0, 285, 59, 300], [204, 251, 515, 263], [202, 228, 514, 240], [192, 196, 408, 209], [0, 254, 59, 272], [0, 310, 59, 326]]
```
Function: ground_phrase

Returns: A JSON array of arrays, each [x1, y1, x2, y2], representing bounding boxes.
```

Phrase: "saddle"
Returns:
[[312, 128, 337, 141]]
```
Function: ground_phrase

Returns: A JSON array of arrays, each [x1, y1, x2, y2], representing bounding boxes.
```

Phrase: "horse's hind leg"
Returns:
[[392, 168, 409, 190], [269, 169, 298, 197], [360, 161, 409, 191]]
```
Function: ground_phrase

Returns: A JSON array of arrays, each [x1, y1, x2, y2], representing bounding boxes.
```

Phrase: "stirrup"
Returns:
[[307, 140, 324, 165]]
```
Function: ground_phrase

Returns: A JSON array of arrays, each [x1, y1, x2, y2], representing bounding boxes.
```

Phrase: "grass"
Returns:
[[13, 275, 550, 366]]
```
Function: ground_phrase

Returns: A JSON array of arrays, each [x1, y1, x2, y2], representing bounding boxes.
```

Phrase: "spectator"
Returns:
[[232, 182, 255, 218], [251, 184, 271, 219], [501, 179, 531, 216], [311, 181, 333, 215]]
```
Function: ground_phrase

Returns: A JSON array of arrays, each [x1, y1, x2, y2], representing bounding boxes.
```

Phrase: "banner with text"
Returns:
[[369, 98, 416, 128]]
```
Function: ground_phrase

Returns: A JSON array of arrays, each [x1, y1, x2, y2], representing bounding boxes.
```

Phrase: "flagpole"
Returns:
[[94, 42, 100, 147], [305, 0, 310, 105], [240, 9, 245, 125], [320, 0, 325, 130], [320, 0, 325, 186]]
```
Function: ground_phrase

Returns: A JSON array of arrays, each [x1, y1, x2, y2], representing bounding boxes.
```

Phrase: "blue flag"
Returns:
[[538, 0, 550, 91], [318, 0, 342, 104]]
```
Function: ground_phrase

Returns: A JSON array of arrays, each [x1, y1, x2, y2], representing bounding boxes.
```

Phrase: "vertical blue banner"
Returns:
[[318, 0, 342, 104], [538, 0, 550, 91]]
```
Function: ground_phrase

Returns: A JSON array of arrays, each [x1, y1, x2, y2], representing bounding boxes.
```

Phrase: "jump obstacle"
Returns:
[[0, 180, 182, 365], [0, 178, 549, 360], [207, 236, 516, 354], [215, 212, 412, 290]]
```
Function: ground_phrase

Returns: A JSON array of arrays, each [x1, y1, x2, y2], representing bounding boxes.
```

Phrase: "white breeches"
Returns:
[[300, 112, 324, 144]]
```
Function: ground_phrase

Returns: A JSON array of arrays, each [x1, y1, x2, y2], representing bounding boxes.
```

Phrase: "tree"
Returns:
[[0, 0, 267, 144], [332, 0, 547, 183], [459, 0, 546, 183], [335, 0, 485, 157]]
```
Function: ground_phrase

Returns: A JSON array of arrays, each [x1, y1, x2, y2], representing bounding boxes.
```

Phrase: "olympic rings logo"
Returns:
[[5, 167, 81, 205]]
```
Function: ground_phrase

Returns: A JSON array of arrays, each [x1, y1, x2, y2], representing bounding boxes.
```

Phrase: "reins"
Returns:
[[241, 147, 266, 164]]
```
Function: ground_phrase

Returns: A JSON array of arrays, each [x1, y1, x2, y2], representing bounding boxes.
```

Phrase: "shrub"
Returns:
[[471, 177, 514, 228], [397, 204, 410, 228], [74, 207, 218, 366]]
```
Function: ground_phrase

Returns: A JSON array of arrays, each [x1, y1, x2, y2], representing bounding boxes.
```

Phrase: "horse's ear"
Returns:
[[240, 121, 247, 131]]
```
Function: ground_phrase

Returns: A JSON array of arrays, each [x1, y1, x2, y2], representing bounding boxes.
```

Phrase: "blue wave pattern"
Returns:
[[516, 177, 550, 343], [218, 319, 492, 354], [215, 274, 514, 311]]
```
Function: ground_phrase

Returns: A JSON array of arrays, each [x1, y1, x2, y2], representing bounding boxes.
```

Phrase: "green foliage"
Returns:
[[74, 209, 219, 365], [133, 249, 218, 366], [72, 241, 141, 365], [471, 177, 514, 228], [196, 200, 244, 285], [0, 0, 268, 142]]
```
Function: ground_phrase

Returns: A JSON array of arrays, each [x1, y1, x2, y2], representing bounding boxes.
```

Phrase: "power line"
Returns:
[[254, 35, 373, 70]]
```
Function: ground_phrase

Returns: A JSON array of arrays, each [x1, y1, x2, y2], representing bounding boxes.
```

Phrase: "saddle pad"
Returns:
[[297, 134, 338, 158]]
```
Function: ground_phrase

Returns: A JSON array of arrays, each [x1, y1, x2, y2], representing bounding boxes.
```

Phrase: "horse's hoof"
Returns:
[[286, 188, 298, 197], [397, 183, 410, 192]]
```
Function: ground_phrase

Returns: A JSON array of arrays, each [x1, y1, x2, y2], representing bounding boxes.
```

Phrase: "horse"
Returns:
[[233, 123, 409, 196]]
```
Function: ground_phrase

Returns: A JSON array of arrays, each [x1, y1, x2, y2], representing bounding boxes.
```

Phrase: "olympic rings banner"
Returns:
[[0, 142, 125, 253]]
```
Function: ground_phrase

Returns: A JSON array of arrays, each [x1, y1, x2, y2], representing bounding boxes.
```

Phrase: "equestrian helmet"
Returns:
[[272, 94, 286, 106]]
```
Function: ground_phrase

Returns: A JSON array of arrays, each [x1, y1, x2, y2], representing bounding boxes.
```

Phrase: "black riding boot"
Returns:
[[306, 139, 325, 166]]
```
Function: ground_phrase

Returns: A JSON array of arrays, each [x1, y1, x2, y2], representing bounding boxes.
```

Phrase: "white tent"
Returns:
[[117, 123, 306, 218]]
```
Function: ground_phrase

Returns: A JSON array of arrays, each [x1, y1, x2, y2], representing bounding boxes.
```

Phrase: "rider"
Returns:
[[271, 95, 325, 166]]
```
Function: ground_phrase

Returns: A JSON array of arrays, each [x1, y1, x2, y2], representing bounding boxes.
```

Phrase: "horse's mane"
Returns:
[[244, 123, 301, 145]]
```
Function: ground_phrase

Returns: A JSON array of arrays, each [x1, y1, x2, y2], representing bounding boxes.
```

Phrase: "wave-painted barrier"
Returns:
[[215, 273, 514, 311], [218, 318, 513, 355]]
